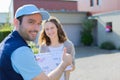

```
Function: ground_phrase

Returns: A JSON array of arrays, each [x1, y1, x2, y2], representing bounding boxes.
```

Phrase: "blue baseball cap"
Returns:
[[15, 4, 50, 20]]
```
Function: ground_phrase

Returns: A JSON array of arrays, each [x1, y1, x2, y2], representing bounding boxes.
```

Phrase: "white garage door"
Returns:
[[63, 24, 82, 46]]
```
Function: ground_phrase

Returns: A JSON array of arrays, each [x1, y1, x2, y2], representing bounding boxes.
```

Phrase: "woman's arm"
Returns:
[[64, 40, 76, 80], [64, 65, 75, 80]]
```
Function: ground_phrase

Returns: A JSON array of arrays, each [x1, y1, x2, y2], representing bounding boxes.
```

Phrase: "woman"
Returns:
[[38, 16, 75, 80]]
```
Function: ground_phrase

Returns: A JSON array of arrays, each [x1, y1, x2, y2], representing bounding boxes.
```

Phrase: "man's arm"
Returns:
[[33, 48, 72, 80]]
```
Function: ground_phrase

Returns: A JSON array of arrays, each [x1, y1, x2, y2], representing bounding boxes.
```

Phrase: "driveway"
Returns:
[[70, 46, 120, 80]]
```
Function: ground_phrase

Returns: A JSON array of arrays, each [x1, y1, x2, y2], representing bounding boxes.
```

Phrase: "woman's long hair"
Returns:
[[39, 17, 67, 46]]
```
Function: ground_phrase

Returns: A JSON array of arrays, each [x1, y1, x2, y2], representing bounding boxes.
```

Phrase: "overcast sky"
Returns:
[[0, 0, 12, 12]]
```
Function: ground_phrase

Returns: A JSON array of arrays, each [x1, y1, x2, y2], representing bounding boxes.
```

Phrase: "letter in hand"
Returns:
[[62, 48, 72, 67]]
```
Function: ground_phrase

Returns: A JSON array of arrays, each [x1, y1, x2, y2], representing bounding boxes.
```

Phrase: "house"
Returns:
[[78, 0, 120, 48], [9, 0, 88, 46], [0, 13, 9, 26], [92, 11, 120, 48], [78, 0, 120, 14]]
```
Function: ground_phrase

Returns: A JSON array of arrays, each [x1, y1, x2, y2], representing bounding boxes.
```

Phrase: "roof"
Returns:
[[88, 10, 120, 19], [92, 10, 120, 17]]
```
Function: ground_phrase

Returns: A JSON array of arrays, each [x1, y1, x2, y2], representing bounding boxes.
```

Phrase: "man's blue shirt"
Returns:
[[11, 46, 42, 80]]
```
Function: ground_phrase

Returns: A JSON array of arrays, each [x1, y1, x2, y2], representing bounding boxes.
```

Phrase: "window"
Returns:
[[97, 0, 102, 6], [97, 0, 99, 5], [106, 22, 112, 32], [90, 0, 94, 7]]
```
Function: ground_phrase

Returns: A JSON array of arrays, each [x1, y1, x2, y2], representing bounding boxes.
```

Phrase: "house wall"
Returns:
[[13, 0, 77, 15], [0, 13, 8, 25], [97, 13, 120, 48], [50, 12, 87, 24], [78, 0, 120, 14], [9, 0, 14, 24]]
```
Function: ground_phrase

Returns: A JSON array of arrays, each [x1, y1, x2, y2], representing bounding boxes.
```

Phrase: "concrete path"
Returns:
[[70, 46, 120, 80]]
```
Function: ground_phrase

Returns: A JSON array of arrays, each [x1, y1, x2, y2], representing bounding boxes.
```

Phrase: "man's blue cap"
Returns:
[[15, 4, 50, 20]]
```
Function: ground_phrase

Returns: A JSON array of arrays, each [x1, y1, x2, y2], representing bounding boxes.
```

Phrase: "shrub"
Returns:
[[81, 19, 95, 46], [0, 24, 12, 42], [0, 31, 11, 42], [117, 46, 120, 50], [81, 32, 93, 46], [28, 42, 39, 54], [100, 41, 116, 50]]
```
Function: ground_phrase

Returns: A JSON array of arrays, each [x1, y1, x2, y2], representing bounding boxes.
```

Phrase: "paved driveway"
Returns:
[[70, 46, 120, 80]]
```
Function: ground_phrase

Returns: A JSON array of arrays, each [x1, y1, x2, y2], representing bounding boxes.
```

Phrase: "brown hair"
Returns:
[[39, 17, 67, 46]]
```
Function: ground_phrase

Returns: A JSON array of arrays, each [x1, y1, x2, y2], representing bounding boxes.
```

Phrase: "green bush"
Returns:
[[81, 19, 95, 46], [0, 23, 12, 42], [100, 41, 116, 50], [28, 42, 39, 54], [81, 32, 93, 46], [117, 46, 120, 50], [0, 31, 11, 42]]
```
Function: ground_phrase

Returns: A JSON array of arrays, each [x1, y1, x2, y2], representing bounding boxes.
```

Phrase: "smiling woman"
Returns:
[[0, 0, 11, 12]]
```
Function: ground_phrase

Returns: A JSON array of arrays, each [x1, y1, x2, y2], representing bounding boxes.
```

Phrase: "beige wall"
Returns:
[[78, 0, 120, 14], [50, 12, 87, 24], [97, 13, 120, 48]]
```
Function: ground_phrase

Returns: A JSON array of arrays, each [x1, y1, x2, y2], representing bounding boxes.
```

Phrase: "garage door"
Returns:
[[63, 24, 82, 47]]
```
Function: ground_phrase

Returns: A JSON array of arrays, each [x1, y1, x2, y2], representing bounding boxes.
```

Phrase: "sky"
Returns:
[[0, 0, 11, 12]]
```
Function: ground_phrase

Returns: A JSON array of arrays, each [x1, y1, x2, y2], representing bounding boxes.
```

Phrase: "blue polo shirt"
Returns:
[[0, 31, 43, 80], [11, 46, 42, 80]]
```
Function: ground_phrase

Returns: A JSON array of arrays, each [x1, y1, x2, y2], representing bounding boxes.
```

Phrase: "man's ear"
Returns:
[[13, 18, 20, 30]]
